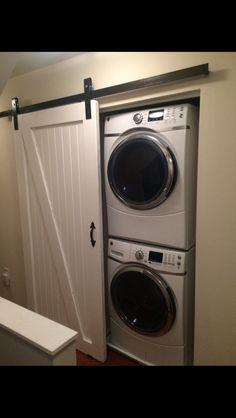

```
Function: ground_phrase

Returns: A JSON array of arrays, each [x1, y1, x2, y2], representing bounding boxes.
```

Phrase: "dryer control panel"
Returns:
[[108, 238, 187, 274], [131, 105, 187, 128], [104, 103, 194, 135]]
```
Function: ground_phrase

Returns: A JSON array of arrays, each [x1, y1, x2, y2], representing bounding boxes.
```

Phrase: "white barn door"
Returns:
[[14, 100, 107, 362]]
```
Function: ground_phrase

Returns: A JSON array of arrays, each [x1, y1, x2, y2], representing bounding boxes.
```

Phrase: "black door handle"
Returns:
[[90, 222, 96, 247]]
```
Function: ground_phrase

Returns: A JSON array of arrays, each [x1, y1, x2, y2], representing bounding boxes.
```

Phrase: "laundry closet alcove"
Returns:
[[4, 64, 208, 363]]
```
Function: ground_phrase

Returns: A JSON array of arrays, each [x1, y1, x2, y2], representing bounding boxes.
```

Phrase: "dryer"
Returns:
[[107, 238, 195, 366], [104, 103, 199, 250]]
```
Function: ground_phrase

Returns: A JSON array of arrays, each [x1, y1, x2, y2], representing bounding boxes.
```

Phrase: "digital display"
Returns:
[[148, 251, 163, 263], [148, 109, 164, 121]]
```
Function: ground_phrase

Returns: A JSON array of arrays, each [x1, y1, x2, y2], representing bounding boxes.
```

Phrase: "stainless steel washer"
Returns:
[[107, 238, 195, 365]]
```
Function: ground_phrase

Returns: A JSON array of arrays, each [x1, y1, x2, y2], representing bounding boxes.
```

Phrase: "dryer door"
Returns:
[[108, 130, 175, 209], [110, 264, 175, 336]]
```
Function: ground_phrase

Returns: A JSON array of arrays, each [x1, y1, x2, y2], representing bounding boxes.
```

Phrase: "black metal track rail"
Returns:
[[0, 63, 209, 127], [91, 63, 209, 99]]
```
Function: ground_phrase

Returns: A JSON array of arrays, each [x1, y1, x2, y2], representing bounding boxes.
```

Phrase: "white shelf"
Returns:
[[0, 297, 78, 356]]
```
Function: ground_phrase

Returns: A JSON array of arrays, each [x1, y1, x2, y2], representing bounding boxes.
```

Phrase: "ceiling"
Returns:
[[0, 52, 86, 95]]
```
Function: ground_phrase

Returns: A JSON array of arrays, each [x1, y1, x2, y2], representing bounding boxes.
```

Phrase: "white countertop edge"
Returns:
[[0, 322, 78, 356], [0, 297, 78, 356]]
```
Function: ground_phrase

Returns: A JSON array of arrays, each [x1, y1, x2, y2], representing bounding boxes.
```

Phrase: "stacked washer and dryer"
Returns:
[[103, 103, 199, 365]]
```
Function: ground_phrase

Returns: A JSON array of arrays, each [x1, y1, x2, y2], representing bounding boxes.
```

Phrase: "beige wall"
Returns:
[[0, 52, 236, 365]]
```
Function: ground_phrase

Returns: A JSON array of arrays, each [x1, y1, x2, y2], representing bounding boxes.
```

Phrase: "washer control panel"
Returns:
[[108, 238, 186, 274]]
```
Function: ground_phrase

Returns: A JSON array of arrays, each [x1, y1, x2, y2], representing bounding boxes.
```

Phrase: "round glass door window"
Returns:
[[108, 132, 175, 209], [110, 265, 175, 336]]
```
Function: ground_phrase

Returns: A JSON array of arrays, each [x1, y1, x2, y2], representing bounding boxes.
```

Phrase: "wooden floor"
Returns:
[[76, 347, 140, 366]]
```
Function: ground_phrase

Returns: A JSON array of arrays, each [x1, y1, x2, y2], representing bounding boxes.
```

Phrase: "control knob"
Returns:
[[135, 250, 144, 260], [133, 113, 143, 124]]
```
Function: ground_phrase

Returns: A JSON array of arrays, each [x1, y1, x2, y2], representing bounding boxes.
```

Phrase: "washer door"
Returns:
[[110, 264, 175, 336], [108, 130, 176, 209]]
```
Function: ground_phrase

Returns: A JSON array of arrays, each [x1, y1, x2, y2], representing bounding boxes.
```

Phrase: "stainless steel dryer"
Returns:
[[104, 104, 199, 250]]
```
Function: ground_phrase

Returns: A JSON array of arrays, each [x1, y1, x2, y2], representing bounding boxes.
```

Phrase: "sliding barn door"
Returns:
[[14, 100, 107, 362]]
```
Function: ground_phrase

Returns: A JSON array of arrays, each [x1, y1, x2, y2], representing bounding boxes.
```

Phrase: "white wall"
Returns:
[[0, 52, 236, 365]]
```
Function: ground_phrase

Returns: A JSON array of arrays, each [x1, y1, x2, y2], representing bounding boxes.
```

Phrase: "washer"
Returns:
[[104, 103, 199, 250], [107, 238, 195, 365]]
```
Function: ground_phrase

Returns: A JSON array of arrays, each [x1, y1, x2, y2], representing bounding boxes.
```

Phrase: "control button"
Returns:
[[135, 250, 144, 260], [179, 113, 183, 118], [133, 113, 143, 124], [177, 262, 181, 266]]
